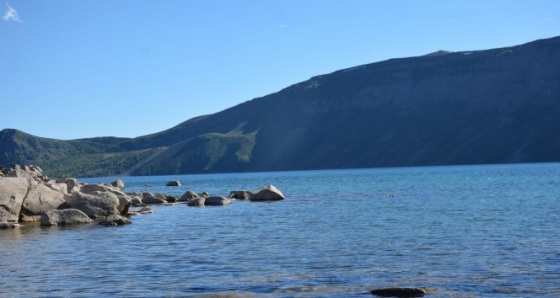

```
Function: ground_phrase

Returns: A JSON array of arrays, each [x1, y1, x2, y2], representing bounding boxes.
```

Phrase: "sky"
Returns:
[[1, 0, 559, 140]]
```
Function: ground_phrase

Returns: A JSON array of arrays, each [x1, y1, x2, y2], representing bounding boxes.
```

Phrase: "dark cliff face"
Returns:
[[2, 36, 559, 177]]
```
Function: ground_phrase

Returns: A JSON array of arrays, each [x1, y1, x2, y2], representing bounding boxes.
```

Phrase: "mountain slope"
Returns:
[[1, 36, 559, 177]]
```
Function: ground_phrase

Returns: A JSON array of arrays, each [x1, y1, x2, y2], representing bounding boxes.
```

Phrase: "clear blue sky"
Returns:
[[1, 0, 559, 140]]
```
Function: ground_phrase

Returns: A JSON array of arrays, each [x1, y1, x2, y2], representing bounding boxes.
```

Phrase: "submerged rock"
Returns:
[[370, 287, 427, 297], [98, 215, 131, 226], [0, 222, 20, 229]]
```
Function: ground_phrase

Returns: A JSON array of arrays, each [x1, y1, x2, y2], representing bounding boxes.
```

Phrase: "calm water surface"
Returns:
[[1, 163, 560, 297]]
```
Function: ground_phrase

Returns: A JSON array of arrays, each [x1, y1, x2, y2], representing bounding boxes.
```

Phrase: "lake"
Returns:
[[1, 163, 559, 297]]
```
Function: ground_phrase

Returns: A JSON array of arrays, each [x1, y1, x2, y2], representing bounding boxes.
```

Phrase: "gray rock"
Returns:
[[187, 197, 205, 207], [136, 206, 155, 214], [98, 215, 131, 226], [178, 190, 199, 202], [370, 287, 427, 297], [0, 177, 30, 222], [198, 192, 210, 198], [105, 189, 132, 214], [130, 195, 144, 206], [249, 185, 285, 202], [166, 195, 178, 203], [230, 190, 252, 199], [80, 183, 111, 194], [166, 180, 181, 186], [41, 209, 93, 226], [45, 180, 69, 195], [110, 179, 125, 190], [205, 196, 232, 206], [69, 191, 120, 219], [142, 195, 167, 204], [20, 184, 67, 222]]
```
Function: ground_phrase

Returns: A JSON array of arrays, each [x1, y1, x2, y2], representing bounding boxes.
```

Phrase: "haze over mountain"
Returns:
[[1, 36, 559, 178]]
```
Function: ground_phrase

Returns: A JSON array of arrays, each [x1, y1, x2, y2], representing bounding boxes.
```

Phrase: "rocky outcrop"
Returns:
[[0, 177, 30, 223], [20, 183, 66, 222], [41, 209, 93, 226], [249, 185, 285, 202], [0, 164, 286, 228]]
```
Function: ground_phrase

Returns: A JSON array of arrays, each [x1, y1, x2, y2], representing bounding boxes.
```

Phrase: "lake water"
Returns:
[[1, 163, 560, 297]]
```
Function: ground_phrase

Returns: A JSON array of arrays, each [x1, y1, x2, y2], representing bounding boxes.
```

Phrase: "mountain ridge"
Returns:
[[1, 36, 559, 177]]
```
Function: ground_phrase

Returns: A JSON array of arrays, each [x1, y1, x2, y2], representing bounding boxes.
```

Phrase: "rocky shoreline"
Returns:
[[0, 164, 285, 228]]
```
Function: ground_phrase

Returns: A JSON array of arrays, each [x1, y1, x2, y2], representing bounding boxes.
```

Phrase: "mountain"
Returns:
[[2, 36, 559, 177]]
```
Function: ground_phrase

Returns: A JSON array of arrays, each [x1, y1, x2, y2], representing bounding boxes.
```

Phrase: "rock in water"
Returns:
[[98, 215, 131, 226], [249, 185, 285, 202], [205, 196, 232, 206], [230, 190, 252, 200], [41, 209, 93, 226], [110, 179, 125, 190], [187, 197, 205, 207], [70, 191, 120, 219], [370, 287, 427, 297], [166, 180, 181, 186], [178, 190, 199, 202]]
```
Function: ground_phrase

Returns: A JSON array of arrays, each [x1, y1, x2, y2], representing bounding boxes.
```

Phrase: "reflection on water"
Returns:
[[1, 164, 560, 297]]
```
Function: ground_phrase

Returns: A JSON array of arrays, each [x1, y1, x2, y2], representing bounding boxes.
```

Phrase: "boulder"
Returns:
[[178, 190, 199, 202], [198, 192, 210, 198], [20, 184, 67, 222], [98, 215, 131, 226], [230, 190, 252, 200], [142, 195, 167, 204], [41, 209, 93, 226], [166, 180, 181, 186], [370, 287, 427, 297], [69, 191, 120, 219], [249, 185, 285, 202], [166, 195, 178, 203], [205, 196, 232, 206], [76, 184, 131, 214], [110, 179, 125, 190], [0, 177, 30, 222], [187, 197, 205, 207], [130, 195, 144, 206], [106, 189, 132, 214]]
